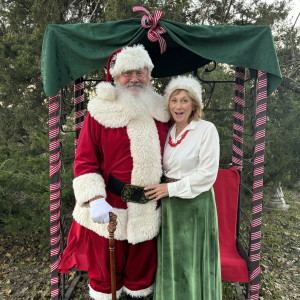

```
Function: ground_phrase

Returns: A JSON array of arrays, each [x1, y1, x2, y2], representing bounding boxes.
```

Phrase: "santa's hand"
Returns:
[[89, 198, 113, 223]]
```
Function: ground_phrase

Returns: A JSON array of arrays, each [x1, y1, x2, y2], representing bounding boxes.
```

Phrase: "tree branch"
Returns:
[[292, 12, 300, 30], [223, 0, 234, 24], [87, 0, 102, 22], [279, 76, 300, 93]]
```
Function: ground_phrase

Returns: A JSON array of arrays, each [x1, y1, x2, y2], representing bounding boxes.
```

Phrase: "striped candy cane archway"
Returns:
[[49, 93, 61, 300], [231, 68, 268, 299], [49, 79, 85, 300], [74, 78, 85, 148], [232, 67, 246, 171], [232, 67, 246, 250], [248, 71, 267, 300], [48, 70, 268, 299]]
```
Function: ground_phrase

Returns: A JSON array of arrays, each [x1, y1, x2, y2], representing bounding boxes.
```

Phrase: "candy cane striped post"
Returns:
[[232, 67, 246, 248], [74, 78, 85, 149], [49, 93, 61, 300], [248, 71, 268, 300], [232, 67, 246, 171]]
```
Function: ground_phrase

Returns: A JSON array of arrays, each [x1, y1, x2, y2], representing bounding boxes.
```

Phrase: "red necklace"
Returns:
[[168, 130, 189, 147]]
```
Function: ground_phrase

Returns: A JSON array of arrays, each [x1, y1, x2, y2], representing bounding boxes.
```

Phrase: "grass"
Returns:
[[0, 189, 299, 299], [259, 190, 300, 300]]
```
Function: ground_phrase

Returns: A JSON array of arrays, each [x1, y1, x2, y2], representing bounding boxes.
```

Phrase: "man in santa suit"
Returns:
[[58, 44, 169, 300]]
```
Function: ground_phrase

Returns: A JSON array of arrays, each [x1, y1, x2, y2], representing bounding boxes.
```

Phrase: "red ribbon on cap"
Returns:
[[133, 6, 167, 54]]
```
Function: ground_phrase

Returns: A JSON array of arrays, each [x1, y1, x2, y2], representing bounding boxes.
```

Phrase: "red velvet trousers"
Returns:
[[89, 233, 157, 294], [59, 222, 157, 295]]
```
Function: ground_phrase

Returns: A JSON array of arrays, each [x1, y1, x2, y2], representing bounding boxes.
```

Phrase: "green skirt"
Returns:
[[154, 188, 222, 300]]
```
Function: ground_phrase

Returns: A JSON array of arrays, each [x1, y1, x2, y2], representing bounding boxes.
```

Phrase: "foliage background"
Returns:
[[0, 0, 300, 299], [0, 1, 299, 298]]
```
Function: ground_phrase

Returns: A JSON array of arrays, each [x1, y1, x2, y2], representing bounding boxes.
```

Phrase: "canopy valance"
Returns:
[[41, 18, 282, 97]]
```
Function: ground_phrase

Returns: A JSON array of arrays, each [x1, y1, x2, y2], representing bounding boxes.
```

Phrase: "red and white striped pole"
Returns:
[[49, 93, 61, 300], [232, 66, 246, 247], [232, 67, 246, 171], [74, 78, 85, 149], [248, 71, 268, 300]]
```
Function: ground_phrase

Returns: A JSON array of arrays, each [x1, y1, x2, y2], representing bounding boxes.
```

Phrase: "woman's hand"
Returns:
[[144, 184, 169, 202]]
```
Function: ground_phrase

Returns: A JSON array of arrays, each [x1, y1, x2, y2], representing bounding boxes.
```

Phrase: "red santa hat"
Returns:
[[106, 44, 154, 82], [96, 45, 154, 102]]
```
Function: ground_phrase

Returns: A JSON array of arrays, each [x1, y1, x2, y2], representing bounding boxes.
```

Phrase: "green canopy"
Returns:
[[41, 18, 282, 97]]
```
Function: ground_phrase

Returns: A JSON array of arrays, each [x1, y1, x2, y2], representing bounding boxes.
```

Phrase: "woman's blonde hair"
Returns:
[[169, 89, 204, 122]]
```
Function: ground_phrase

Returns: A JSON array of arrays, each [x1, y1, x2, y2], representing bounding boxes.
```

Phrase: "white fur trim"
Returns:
[[164, 75, 203, 107], [148, 93, 170, 123], [88, 94, 131, 128], [73, 173, 106, 207], [73, 206, 128, 240], [95, 82, 117, 102], [127, 117, 162, 186], [123, 284, 154, 297], [80, 88, 168, 243], [110, 45, 154, 78], [72, 116, 162, 243], [126, 116, 162, 244], [127, 202, 161, 244], [89, 284, 123, 300]]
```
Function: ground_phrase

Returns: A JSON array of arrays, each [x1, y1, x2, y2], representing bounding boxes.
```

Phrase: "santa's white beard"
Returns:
[[115, 82, 155, 118]]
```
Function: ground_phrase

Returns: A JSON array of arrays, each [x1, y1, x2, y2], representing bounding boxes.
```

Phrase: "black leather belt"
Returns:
[[98, 170, 149, 204]]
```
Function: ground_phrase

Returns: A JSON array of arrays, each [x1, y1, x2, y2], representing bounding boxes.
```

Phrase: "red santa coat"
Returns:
[[59, 82, 169, 273]]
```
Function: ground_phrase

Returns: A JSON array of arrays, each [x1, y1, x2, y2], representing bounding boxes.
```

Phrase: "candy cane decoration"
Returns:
[[49, 93, 61, 300], [74, 78, 85, 149], [248, 71, 267, 300], [232, 67, 246, 171]]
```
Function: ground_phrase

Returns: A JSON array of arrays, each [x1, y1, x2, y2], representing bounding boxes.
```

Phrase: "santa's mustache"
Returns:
[[125, 82, 144, 88]]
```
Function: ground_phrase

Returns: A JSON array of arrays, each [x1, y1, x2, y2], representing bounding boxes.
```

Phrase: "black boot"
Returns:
[[125, 295, 143, 300]]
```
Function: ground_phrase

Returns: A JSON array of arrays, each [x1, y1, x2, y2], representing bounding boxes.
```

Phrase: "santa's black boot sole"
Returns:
[[125, 295, 143, 300]]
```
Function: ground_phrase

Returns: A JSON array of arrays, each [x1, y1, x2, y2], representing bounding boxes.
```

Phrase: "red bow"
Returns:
[[133, 6, 167, 54]]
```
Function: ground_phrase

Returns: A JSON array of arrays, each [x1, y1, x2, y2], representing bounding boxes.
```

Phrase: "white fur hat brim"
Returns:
[[164, 76, 203, 107], [110, 44, 154, 78]]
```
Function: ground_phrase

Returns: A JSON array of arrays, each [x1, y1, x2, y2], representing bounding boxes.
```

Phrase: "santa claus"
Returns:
[[58, 44, 169, 300]]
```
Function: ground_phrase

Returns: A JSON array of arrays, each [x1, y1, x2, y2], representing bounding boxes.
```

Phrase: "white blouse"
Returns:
[[163, 120, 220, 199]]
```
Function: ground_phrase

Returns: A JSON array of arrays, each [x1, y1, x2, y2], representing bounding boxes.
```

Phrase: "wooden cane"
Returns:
[[108, 212, 117, 300]]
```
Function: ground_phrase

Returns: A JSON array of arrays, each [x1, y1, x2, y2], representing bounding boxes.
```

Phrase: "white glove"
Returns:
[[89, 198, 113, 223]]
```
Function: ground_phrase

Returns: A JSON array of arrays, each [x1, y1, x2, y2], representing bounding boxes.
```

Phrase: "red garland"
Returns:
[[168, 130, 189, 147]]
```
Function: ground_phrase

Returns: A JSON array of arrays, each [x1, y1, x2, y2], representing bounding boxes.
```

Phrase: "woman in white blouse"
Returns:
[[145, 76, 222, 300]]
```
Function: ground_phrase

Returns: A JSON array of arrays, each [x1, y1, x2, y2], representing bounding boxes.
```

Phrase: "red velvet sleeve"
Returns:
[[74, 112, 102, 178]]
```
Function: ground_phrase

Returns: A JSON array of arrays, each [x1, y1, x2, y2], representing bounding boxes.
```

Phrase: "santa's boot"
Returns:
[[125, 295, 143, 300]]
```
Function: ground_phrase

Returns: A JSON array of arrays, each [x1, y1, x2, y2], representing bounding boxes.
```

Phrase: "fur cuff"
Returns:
[[73, 206, 128, 240], [95, 82, 117, 102], [123, 285, 154, 297], [89, 284, 123, 300], [73, 173, 106, 206]]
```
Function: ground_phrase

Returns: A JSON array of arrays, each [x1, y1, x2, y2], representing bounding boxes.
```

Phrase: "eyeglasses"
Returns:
[[121, 69, 147, 79]]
